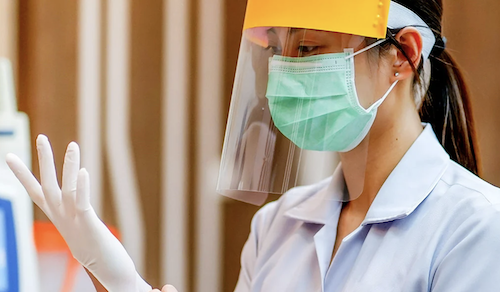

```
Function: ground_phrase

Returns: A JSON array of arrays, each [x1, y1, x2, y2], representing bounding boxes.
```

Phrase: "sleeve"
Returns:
[[431, 204, 500, 292], [234, 202, 277, 292]]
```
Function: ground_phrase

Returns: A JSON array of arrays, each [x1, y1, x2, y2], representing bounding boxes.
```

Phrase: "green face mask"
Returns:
[[266, 45, 398, 152]]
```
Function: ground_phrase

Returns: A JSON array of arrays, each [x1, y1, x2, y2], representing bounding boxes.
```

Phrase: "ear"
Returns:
[[391, 27, 424, 82]]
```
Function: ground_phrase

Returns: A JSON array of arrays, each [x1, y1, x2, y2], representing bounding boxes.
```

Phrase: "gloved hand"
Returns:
[[6, 135, 152, 292], [149, 286, 178, 292]]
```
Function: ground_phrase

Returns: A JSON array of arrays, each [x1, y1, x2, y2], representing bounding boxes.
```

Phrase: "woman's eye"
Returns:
[[298, 46, 318, 54], [266, 45, 282, 55]]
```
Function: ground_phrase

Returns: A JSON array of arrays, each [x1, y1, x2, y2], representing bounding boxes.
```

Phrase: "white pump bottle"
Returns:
[[0, 58, 39, 292]]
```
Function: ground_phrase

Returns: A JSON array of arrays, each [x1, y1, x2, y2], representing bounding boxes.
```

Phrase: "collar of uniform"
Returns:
[[284, 162, 346, 225], [283, 124, 449, 225], [362, 124, 449, 225]]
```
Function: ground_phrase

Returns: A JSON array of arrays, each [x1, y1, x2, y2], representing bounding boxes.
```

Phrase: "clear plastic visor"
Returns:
[[246, 27, 367, 56], [218, 27, 380, 205]]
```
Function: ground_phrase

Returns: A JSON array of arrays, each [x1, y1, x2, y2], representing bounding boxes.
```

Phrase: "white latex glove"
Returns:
[[149, 286, 178, 292], [6, 135, 152, 292], [161, 285, 179, 292]]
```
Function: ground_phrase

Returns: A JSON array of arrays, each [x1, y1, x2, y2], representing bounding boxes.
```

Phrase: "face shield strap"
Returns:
[[388, 1, 436, 61], [344, 2, 437, 62]]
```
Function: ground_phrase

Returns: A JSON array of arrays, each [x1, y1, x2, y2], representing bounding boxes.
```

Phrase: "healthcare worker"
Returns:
[[5, 0, 500, 291]]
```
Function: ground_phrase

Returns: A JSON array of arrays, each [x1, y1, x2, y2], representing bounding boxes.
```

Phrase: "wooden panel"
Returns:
[[222, 0, 252, 291], [18, 0, 78, 220], [188, 1, 198, 291], [129, 0, 163, 286], [223, 0, 247, 115], [443, 0, 500, 185], [223, 200, 260, 292]]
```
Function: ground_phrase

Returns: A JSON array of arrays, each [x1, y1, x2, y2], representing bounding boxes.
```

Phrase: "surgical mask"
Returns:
[[266, 40, 398, 152]]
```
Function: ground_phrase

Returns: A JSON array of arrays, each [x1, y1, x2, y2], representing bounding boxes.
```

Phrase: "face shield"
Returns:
[[217, 0, 434, 205]]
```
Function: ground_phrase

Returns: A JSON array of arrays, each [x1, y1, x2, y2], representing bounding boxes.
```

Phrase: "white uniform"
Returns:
[[235, 124, 500, 292]]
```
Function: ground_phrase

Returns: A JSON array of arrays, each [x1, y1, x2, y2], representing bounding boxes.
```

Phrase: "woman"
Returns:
[[6, 0, 500, 291]]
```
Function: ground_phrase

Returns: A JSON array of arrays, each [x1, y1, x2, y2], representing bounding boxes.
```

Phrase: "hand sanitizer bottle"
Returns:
[[0, 58, 39, 292]]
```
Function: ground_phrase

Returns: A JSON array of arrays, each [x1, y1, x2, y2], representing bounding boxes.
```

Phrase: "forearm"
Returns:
[[85, 269, 176, 292], [86, 269, 108, 292]]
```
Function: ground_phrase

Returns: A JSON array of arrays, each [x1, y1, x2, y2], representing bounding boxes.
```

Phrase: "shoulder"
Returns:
[[430, 196, 500, 290], [430, 159, 500, 231], [431, 160, 500, 254], [439, 160, 500, 205]]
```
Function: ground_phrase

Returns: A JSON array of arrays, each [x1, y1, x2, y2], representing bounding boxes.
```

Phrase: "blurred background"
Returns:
[[0, 0, 499, 291]]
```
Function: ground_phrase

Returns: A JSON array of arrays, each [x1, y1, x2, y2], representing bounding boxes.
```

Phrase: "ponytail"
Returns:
[[420, 50, 481, 175], [387, 0, 482, 176]]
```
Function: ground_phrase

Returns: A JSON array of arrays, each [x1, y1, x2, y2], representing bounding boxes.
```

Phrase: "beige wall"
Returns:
[[9, 0, 500, 291], [0, 0, 18, 71]]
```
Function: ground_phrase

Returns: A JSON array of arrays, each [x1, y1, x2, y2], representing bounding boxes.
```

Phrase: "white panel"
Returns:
[[195, 0, 224, 290], [161, 0, 190, 290], [106, 0, 146, 275], [78, 0, 103, 216], [0, 58, 16, 113]]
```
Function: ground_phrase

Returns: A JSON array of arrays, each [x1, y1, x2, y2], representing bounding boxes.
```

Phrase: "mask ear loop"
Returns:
[[365, 79, 399, 112], [342, 37, 398, 112], [345, 38, 389, 60]]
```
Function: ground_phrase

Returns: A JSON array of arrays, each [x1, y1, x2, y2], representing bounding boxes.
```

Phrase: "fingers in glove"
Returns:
[[161, 285, 179, 292], [5, 153, 47, 210], [76, 168, 92, 212], [62, 142, 81, 211], [37, 134, 62, 207]]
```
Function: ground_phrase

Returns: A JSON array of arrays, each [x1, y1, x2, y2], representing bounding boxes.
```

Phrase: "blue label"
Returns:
[[0, 197, 18, 292]]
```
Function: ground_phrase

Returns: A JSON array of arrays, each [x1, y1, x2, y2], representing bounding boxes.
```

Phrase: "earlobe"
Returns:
[[391, 71, 402, 84]]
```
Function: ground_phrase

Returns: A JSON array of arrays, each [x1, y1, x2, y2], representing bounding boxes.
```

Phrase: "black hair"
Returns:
[[382, 0, 481, 175]]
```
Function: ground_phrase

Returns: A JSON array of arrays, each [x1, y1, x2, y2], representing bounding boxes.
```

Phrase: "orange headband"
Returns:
[[243, 0, 391, 39]]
